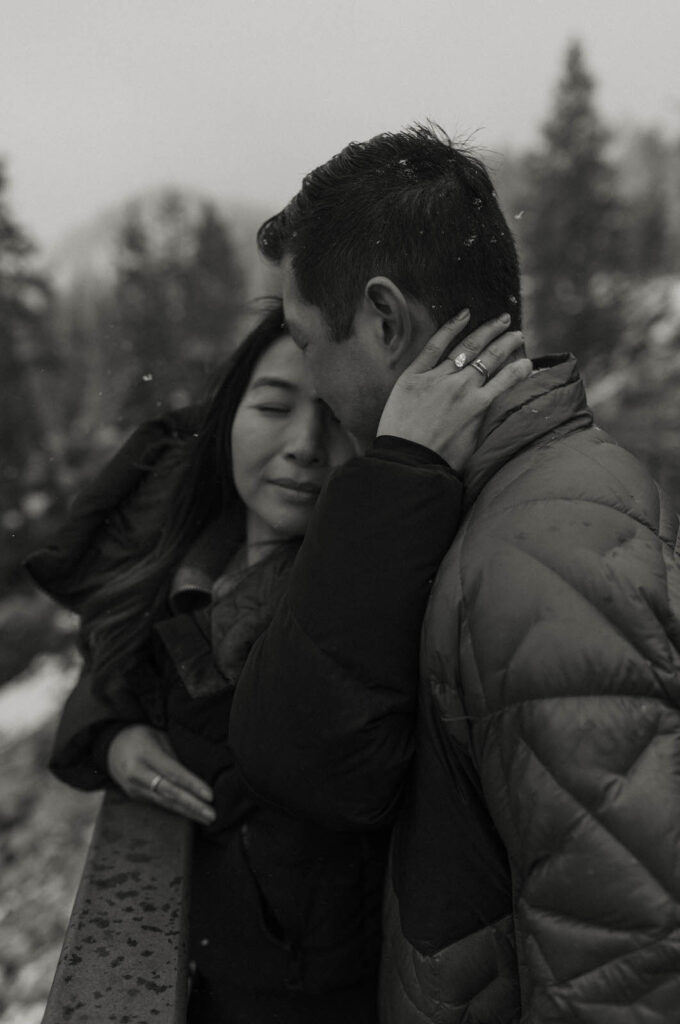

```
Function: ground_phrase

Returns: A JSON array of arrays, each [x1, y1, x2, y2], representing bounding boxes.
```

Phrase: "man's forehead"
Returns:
[[280, 254, 297, 296], [280, 255, 300, 315], [281, 256, 324, 334]]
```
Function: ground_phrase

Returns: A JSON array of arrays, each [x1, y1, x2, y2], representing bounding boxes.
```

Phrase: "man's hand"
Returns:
[[107, 724, 216, 825], [377, 312, 532, 472]]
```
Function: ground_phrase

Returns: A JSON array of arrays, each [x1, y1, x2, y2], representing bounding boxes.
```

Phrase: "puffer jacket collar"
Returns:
[[464, 354, 593, 509]]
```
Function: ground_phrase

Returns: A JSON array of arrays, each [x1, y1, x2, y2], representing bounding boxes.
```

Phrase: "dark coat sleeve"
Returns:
[[48, 654, 166, 790], [25, 406, 201, 609], [229, 439, 464, 831], [27, 408, 201, 789]]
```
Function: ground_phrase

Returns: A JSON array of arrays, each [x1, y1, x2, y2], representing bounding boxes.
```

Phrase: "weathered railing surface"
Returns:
[[42, 788, 192, 1024]]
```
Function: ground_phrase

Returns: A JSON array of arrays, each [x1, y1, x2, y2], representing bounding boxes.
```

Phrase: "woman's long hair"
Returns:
[[81, 304, 288, 680]]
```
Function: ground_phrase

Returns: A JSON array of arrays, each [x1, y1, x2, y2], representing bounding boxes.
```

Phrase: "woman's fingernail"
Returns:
[[499, 312, 511, 324], [453, 308, 470, 321]]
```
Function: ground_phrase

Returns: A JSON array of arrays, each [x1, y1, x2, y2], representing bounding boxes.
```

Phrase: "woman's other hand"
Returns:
[[377, 311, 532, 473], [107, 724, 216, 826]]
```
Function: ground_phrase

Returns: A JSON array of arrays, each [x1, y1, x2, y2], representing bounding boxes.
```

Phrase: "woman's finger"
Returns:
[[444, 313, 513, 370], [107, 725, 215, 824], [143, 772, 216, 826], [150, 736, 214, 804], [153, 778, 218, 827], [144, 745, 216, 820], [477, 357, 533, 402], [406, 308, 471, 372], [452, 331, 524, 385]]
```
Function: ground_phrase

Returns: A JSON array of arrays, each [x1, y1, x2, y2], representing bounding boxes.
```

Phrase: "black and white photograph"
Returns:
[[2, 2, 680, 1021]]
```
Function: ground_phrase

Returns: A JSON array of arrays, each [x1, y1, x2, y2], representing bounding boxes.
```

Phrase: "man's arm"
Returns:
[[464, 508, 680, 1020], [229, 316, 531, 829], [229, 440, 463, 829]]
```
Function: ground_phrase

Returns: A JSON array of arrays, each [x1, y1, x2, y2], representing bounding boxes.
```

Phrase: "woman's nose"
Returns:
[[283, 409, 325, 466]]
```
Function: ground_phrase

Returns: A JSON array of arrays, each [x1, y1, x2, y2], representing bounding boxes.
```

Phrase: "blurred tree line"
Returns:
[[497, 41, 680, 502], [498, 42, 680, 368], [1, 39, 680, 676], [1, 189, 250, 583], [0, 186, 260, 678]]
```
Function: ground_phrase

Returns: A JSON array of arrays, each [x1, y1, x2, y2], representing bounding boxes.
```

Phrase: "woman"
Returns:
[[27, 304, 527, 1022]]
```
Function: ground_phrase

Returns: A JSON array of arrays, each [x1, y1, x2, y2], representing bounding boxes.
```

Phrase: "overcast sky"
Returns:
[[2, 0, 679, 253]]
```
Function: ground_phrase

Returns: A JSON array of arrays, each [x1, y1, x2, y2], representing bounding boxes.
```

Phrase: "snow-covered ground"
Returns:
[[0, 653, 80, 745], [0, 650, 101, 1024]]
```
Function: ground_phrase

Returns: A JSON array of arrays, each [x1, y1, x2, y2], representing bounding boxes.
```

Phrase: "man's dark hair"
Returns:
[[258, 123, 521, 340]]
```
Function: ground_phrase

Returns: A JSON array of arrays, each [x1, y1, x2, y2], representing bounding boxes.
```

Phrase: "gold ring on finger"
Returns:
[[470, 358, 490, 382], [150, 773, 163, 793]]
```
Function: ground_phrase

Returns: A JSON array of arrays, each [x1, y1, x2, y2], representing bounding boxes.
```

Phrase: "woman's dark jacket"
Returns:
[[26, 406, 464, 1007]]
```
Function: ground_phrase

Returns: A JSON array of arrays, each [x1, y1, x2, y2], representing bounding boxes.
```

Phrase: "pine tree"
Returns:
[[186, 203, 244, 352], [113, 192, 244, 425], [520, 41, 623, 373], [0, 161, 57, 584], [619, 127, 677, 277]]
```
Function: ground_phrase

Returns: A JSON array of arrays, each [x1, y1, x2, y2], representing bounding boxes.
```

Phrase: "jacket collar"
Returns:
[[170, 515, 243, 612], [463, 354, 593, 509]]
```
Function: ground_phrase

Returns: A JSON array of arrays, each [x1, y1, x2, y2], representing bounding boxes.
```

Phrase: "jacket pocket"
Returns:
[[238, 823, 306, 989]]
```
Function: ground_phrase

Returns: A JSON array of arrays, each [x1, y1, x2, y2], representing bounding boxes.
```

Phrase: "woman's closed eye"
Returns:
[[254, 404, 291, 415]]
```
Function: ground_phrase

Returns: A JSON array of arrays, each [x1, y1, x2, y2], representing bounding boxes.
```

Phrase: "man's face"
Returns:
[[281, 255, 394, 446]]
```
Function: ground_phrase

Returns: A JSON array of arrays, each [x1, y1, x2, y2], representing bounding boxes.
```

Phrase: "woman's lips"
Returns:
[[269, 478, 321, 502]]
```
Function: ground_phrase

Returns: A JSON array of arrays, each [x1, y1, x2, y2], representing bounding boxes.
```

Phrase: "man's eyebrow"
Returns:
[[250, 376, 296, 391]]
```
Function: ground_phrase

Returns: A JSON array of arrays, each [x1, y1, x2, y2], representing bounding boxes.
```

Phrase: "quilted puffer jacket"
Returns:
[[231, 355, 680, 1023], [386, 355, 680, 1023]]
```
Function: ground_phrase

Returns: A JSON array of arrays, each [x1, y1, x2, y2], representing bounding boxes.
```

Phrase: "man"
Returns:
[[230, 124, 680, 1022]]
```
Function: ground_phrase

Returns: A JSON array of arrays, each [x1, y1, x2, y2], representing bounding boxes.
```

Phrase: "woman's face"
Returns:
[[231, 334, 358, 550]]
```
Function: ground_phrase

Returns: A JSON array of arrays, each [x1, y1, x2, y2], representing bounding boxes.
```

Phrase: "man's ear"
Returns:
[[362, 277, 416, 369]]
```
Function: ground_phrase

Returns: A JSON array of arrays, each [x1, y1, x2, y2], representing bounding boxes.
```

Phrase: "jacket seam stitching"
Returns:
[[476, 690, 680, 719], [514, 730, 680, 913], [471, 494, 676, 552]]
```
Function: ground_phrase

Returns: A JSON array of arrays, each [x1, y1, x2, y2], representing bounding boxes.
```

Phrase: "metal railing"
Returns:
[[42, 788, 192, 1024]]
